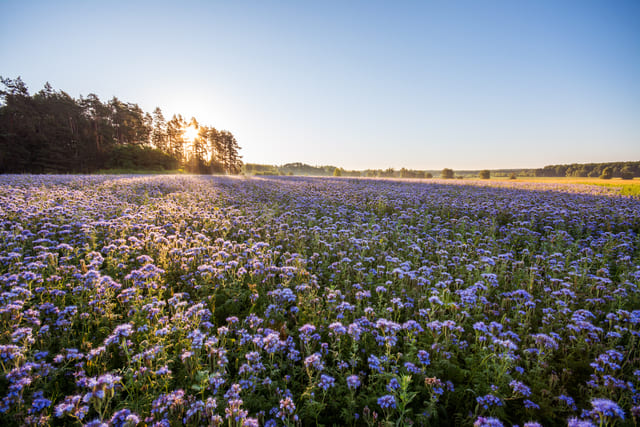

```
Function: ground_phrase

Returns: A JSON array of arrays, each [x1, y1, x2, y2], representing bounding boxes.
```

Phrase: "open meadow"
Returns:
[[1, 175, 639, 426], [489, 177, 640, 198]]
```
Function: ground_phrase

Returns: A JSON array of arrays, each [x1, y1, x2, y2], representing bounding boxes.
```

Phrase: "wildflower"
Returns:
[[84, 419, 108, 427], [154, 366, 171, 376], [245, 351, 261, 363], [347, 323, 363, 341], [474, 417, 504, 427], [417, 350, 430, 366], [110, 408, 141, 427], [429, 296, 443, 305], [404, 362, 421, 374], [476, 394, 504, 410], [368, 354, 383, 373], [558, 394, 577, 411], [263, 333, 282, 354], [346, 375, 360, 389], [304, 353, 324, 371], [329, 322, 346, 336], [377, 395, 396, 409], [225, 399, 248, 422], [386, 378, 400, 392], [318, 374, 335, 391], [104, 323, 133, 346], [586, 398, 625, 421], [402, 320, 424, 333], [29, 392, 51, 414], [224, 384, 242, 401], [509, 380, 531, 397], [567, 418, 596, 427], [278, 396, 296, 418]]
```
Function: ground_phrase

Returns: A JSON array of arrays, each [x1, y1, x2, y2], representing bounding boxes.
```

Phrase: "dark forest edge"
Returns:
[[0, 77, 242, 174]]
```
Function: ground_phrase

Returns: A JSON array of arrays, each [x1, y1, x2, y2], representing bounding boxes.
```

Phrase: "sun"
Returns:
[[183, 124, 199, 143]]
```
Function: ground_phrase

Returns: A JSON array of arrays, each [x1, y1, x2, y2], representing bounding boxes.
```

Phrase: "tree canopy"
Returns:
[[0, 77, 242, 174], [441, 168, 454, 179], [534, 161, 639, 179]]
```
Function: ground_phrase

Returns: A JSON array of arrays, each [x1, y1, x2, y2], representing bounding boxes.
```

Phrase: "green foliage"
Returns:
[[333, 167, 342, 177], [0, 77, 242, 174], [538, 161, 640, 178], [621, 166, 634, 180], [479, 170, 490, 179], [399, 168, 426, 179], [104, 145, 177, 171], [600, 166, 614, 180], [441, 168, 454, 179], [244, 163, 279, 175]]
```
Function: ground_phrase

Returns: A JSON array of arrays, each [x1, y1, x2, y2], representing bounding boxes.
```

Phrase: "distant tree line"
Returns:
[[0, 77, 242, 174], [245, 163, 363, 177], [534, 162, 638, 179], [245, 163, 437, 178], [245, 161, 638, 181]]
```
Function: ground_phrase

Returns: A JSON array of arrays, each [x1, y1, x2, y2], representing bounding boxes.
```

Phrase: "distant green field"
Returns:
[[588, 181, 640, 196], [491, 176, 640, 196]]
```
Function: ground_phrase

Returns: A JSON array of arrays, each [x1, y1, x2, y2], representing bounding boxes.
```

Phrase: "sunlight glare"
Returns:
[[183, 124, 199, 143]]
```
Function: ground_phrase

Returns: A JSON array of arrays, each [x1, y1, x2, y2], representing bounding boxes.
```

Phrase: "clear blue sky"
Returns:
[[1, 0, 639, 170]]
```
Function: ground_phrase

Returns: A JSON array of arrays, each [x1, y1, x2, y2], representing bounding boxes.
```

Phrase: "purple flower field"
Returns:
[[0, 175, 638, 426]]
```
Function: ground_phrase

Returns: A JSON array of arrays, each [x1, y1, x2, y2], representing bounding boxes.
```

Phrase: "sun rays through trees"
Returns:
[[0, 77, 242, 174]]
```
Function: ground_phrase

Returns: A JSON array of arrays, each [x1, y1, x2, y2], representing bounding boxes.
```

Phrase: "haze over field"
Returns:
[[1, 0, 639, 170]]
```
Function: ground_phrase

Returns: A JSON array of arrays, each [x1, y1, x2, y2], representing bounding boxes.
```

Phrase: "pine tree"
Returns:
[[151, 107, 168, 152], [167, 114, 186, 164]]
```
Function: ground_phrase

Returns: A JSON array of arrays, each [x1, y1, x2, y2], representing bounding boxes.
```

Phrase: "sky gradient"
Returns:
[[2, 0, 639, 170]]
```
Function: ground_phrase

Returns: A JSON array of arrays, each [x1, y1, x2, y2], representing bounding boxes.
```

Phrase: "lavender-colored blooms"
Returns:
[[104, 324, 134, 346], [0, 175, 638, 425], [509, 380, 532, 397], [474, 416, 504, 427], [318, 374, 335, 391], [567, 418, 596, 427], [346, 375, 361, 389], [587, 398, 625, 420], [377, 394, 396, 409]]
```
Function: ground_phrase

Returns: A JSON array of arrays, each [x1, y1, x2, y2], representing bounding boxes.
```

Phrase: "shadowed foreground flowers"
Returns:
[[0, 174, 639, 425]]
